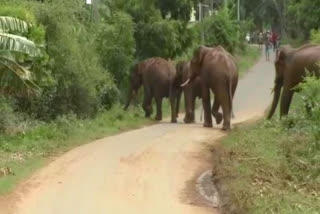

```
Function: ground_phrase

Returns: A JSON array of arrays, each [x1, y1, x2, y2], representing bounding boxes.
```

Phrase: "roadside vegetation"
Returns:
[[216, 75, 320, 214], [216, 30, 320, 213]]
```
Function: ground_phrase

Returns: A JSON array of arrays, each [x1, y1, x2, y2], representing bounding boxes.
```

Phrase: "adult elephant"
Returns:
[[176, 61, 202, 123], [181, 46, 238, 130], [124, 57, 181, 123], [267, 44, 320, 119]]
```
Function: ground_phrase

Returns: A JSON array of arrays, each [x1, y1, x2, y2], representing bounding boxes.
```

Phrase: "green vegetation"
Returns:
[[0, 15, 42, 95], [236, 46, 260, 77], [311, 29, 320, 45], [217, 75, 320, 214]]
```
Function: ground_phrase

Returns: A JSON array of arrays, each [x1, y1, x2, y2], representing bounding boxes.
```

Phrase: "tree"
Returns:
[[287, 0, 320, 39], [155, 0, 198, 22], [0, 16, 41, 95]]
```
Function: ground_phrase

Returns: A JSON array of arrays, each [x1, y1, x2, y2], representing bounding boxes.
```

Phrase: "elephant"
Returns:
[[176, 61, 202, 123], [181, 46, 238, 130], [124, 57, 182, 123], [267, 44, 320, 119]]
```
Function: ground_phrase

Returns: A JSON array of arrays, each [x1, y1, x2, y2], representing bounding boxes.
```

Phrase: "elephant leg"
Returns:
[[170, 94, 177, 123], [211, 96, 222, 125], [202, 85, 213, 128], [143, 92, 153, 118], [216, 88, 231, 131], [231, 81, 237, 119], [183, 87, 194, 123], [175, 91, 182, 119], [190, 95, 196, 122], [155, 97, 162, 121], [280, 87, 294, 118]]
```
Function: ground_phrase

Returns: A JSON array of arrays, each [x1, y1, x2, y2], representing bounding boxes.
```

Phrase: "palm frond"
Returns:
[[0, 16, 31, 34], [0, 56, 39, 96], [0, 33, 41, 57]]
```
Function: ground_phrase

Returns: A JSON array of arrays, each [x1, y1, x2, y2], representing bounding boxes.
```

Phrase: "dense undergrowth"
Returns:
[[217, 75, 320, 214]]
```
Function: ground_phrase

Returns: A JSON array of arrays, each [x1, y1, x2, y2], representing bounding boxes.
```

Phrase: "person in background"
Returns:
[[265, 32, 271, 61], [271, 31, 278, 51], [276, 33, 281, 50], [258, 32, 263, 49]]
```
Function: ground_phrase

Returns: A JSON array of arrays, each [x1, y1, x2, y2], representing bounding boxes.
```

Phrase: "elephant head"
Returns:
[[124, 64, 142, 110], [181, 46, 213, 87], [267, 47, 288, 119]]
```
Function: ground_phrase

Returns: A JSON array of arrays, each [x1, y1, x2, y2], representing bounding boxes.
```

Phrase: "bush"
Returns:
[[27, 0, 117, 118], [202, 9, 238, 53], [295, 74, 320, 141], [310, 29, 320, 44], [97, 12, 136, 87], [0, 97, 17, 134]]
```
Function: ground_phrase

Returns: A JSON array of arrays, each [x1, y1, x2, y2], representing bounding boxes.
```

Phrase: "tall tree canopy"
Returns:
[[155, 0, 198, 22]]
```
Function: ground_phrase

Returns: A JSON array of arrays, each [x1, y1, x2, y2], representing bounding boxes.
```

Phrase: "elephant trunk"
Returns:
[[175, 89, 182, 118], [267, 83, 282, 119], [184, 86, 194, 123]]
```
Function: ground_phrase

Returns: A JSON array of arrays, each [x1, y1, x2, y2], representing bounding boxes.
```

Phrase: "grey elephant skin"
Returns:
[[268, 44, 320, 119], [182, 46, 238, 130], [124, 57, 181, 123]]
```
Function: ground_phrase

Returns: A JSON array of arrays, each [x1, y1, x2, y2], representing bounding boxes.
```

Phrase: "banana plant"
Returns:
[[0, 16, 41, 95]]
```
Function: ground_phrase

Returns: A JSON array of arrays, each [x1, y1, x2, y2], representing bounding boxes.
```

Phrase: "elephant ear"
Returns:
[[276, 48, 286, 65], [192, 46, 207, 66], [135, 62, 145, 77]]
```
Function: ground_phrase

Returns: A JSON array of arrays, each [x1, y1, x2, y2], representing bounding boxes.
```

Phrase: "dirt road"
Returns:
[[8, 51, 275, 214]]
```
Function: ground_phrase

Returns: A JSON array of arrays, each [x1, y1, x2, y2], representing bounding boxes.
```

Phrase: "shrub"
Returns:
[[295, 74, 320, 141], [310, 29, 320, 44], [0, 97, 17, 134], [28, 0, 117, 118], [97, 12, 136, 87], [201, 9, 238, 53]]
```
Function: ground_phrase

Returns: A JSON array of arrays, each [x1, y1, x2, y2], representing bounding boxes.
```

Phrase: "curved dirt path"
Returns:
[[6, 51, 275, 214]]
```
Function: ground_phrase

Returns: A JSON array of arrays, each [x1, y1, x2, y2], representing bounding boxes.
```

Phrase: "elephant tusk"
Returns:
[[181, 79, 190, 87]]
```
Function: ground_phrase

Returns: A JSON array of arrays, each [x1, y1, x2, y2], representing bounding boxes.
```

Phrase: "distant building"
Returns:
[[190, 0, 222, 22]]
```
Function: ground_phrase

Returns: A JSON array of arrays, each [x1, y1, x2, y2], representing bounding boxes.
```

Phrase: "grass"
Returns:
[[0, 157, 47, 194], [215, 95, 320, 214]]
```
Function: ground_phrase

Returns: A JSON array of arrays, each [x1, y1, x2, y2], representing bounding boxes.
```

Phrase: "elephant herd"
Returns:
[[125, 44, 320, 131]]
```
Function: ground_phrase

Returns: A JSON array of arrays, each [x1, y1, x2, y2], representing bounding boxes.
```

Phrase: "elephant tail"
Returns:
[[228, 76, 233, 118]]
